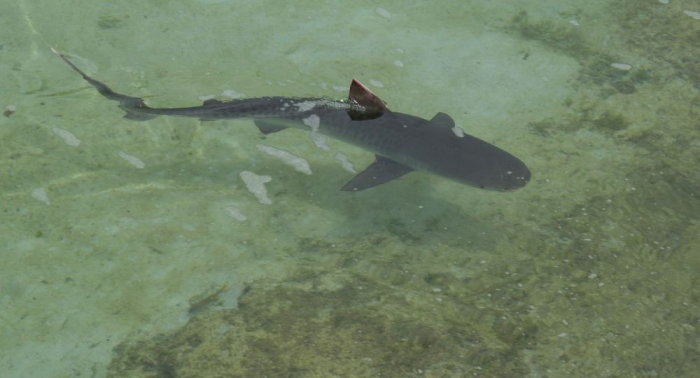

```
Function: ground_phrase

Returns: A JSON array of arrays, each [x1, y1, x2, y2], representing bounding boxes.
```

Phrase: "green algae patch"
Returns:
[[107, 275, 536, 377], [111, 286, 397, 376], [510, 11, 590, 60], [592, 111, 629, 131], [97, 14, 126, 29]]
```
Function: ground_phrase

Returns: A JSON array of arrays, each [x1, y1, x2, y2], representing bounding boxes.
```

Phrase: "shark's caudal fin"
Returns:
[[51, 48, 157, 121]]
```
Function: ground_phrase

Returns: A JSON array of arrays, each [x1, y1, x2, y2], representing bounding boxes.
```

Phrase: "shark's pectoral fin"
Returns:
[[254, 120, 288, 135], [341, 155, 413, 191]]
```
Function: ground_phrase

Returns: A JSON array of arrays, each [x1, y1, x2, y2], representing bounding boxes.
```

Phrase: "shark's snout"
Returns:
[[502, 165, 531, 191], [476, 158, 531, 192]]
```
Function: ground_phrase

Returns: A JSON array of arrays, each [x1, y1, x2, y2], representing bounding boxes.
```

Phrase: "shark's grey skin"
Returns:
[[52, 48, 530, 192]]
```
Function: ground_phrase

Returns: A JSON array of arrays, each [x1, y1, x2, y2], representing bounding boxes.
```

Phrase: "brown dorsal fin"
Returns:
[[348, 79, 389, 112]]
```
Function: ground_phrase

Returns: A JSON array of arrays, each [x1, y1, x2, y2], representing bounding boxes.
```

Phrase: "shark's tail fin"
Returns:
[[51, 47, 157, 121]]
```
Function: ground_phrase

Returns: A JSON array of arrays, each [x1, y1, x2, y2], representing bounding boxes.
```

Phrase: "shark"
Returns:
[[51, 48, 530, 192]]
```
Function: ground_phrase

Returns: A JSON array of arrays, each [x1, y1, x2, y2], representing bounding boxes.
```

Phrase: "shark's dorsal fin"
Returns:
[[430, 112, 455, 129], [349, 79, 388, 111], [347, 79, 389, 121], [341, 155, 413, 191]]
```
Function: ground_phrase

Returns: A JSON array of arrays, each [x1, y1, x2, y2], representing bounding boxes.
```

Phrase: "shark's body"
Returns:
[[52, 48, 530, 191]]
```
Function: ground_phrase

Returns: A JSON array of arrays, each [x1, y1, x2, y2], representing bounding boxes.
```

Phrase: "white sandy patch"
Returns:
[[334, 152, 357, 173], [683, 10, 700, 20], [611, 63, 632, 71], [118, 151, 145, 169], [257, 144, 312, 175], [31, 187, 50, 205], [222, 205, 246, 221], [302, 115, 330, 151], [309, 132, 330, 151], [52, 127, 81, 147], [302, 114, 320, 132], [239, 171, 272, 205], [375, 8, 391, 19], [221, 89, 246, 99]]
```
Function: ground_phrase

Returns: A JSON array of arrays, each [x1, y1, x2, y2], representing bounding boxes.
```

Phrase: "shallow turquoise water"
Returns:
[[1, 0, 699, 377]]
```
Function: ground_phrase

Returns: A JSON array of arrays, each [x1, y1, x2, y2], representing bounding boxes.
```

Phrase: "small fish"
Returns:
[[52, 48, 530, 191]]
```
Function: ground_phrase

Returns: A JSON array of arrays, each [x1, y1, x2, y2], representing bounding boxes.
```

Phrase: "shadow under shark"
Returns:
[[52, 48, 530, 192]]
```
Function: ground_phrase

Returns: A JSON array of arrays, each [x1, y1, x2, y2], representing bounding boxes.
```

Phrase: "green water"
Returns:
[[1, 0, 698, 377]]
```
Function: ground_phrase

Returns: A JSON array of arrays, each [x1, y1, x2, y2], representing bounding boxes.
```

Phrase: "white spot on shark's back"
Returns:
[[295, 101, 317, 112], [294, 100, 350, 112], [452, 126, 465, 138], [240, 171, 273, 205], [256, 144, 312, 175]]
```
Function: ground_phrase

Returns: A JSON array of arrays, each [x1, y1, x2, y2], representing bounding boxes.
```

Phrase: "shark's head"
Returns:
[[417, 112, 531, 192], [429, 129, 531, 192], [472, 156, 531, 191]]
